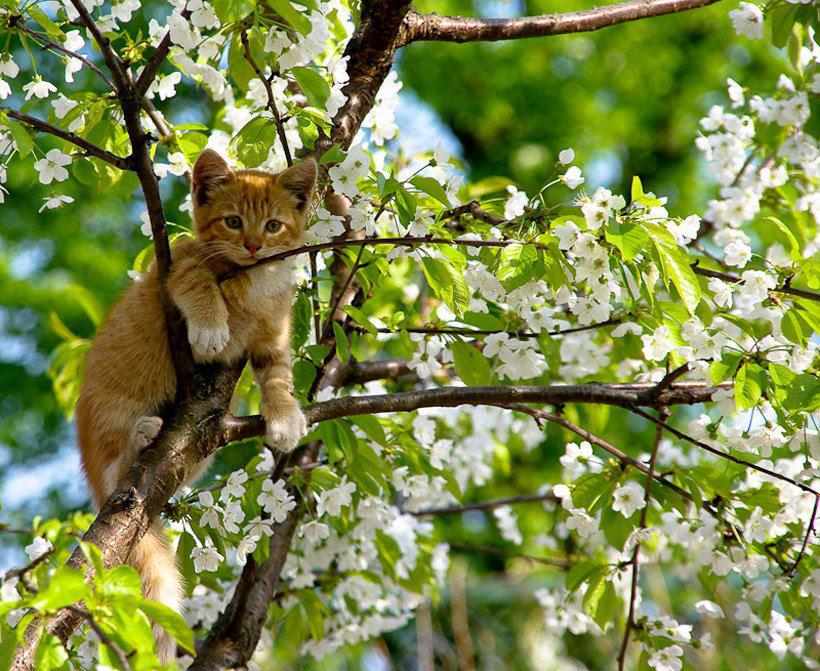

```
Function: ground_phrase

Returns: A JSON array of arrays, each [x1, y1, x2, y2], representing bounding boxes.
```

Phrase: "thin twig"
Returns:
[[501, 403, 709, 512], [352, 319, 620, 340], [411, 491, 559, 516], [617, 407, 668, 670], [17, 24, 117, 90], [447, 541, 570, 568], [788, 494, 819, 578], [66, 605, 132, 670], [629, 406, 819, 496], [221, 235, 820, 303], [240, 29, 292, 166]]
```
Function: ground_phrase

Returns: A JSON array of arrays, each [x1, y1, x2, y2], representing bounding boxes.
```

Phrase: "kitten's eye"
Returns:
[[224, 216, 243, 230], [265, 219, 284, 234]]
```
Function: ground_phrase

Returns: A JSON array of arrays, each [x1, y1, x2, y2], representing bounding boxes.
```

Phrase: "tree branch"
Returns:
[[691, 265, 819, 303], [789, 494, 819, 578], [65, 605, 132, 671], [617, 407, 668, 671], [400, 0, 723, 45], [629, 406, 819, 496], [411, 491, 559, 517], [0, 107, 131, 169], [67, 0, 129, 92], [219, 381, 724, 445], [222, 235, 820, 303], [17, 24, 117, 91], [240, 29, 292, 166]]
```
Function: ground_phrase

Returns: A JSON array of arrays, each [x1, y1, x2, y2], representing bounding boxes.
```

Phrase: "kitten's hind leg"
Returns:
[[133, 416, 163, 450]]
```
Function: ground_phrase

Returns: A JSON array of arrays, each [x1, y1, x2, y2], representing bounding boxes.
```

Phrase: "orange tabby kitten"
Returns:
[[75, 149, 316, 660]]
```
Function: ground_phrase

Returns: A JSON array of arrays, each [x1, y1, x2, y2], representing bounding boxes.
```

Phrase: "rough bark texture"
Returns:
[[400, 0, 723, 44], [11, 364, 243, 671]]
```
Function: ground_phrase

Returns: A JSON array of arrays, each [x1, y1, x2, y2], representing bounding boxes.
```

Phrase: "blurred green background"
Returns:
[[0, 1, 795, 668]]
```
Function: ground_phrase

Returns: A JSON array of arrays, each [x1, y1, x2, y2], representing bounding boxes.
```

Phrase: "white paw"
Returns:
[[265, 403, 307, 453], [188, 322, 230, 361], [133, 416, 163, 450]]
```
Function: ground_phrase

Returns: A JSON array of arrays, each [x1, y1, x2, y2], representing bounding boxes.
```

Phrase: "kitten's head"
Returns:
[[190, 149, 317, 266]]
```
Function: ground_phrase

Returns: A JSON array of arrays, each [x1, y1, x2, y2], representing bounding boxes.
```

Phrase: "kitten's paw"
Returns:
[[265, 402, 307, 453], [133, 416, 163, 450], [188, 322, 230, 360]]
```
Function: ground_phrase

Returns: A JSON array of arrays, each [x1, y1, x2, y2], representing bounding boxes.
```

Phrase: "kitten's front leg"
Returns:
[[168, 254, 230, 361], [250, 343, 306, 453]]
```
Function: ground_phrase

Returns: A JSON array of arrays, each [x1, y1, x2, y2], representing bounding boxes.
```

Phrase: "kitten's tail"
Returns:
[[130, 524, 183, 663]]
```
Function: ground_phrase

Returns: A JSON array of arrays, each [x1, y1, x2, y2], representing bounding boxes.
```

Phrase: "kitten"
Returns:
[[75, 149, 316, 660]]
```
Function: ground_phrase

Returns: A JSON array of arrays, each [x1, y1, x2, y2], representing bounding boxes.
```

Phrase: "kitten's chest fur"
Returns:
[[218, 262, 294, 359]]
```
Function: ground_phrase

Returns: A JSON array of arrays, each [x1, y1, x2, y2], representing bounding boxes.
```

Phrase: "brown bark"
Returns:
[[400, 0, 723, 45]]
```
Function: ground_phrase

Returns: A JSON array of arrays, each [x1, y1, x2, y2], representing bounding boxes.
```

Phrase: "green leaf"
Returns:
[[97, 565, 141, 598], [709, 352, 743, 384], [297, 590, 327, 640], [350, 415, 388, 446], [267, 0, 312, 34], [605, 218, 648, 261], [421, 257, 470, 317], [648, 225, 701, 314], [30, 567, 90, 612], [291, 67, 331, 109], [770, 3, 798, 48], [450, 340, 491, 386], [592, 581, 618, 631], [68, 284, 104, 327], [34, 633, 68, 671], [734, 362, 766, 411], [496, 243, 538, 291], [232, 117, 278, 168], [571, 473, 612, 511], [213, 0, 256, 23], [410, 175, 452, 208], [332, 322, 350, 363], [601, 506, 635, 551], [319, 144, 346, 165], [781, 308, 812, 347], [138, 599, 196, 653], [343, 305, 378, 336], [293, 359, 317, 394], [80, 542, 105, 576], [175, 532, 196, 598], [565, 560, 606, 593], [767, 216, 801, 262], [5, 120, 34, 157], [291, 292, 312, 351], [27, 5, 65, 40]]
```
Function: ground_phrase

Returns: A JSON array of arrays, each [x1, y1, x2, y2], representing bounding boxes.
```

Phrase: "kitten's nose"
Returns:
[[244, 242, 260, 255]]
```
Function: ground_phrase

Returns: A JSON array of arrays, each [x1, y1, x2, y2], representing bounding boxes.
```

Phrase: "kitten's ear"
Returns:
[[192, 149, 233, 205], [277, 158, 317, 213]]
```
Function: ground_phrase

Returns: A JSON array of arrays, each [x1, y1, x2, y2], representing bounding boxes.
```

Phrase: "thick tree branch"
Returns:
[[218, 381, 724, 445], [400, 0, 723, 45], [0, 107, 131, 169], [317, 0, 413, 154]]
